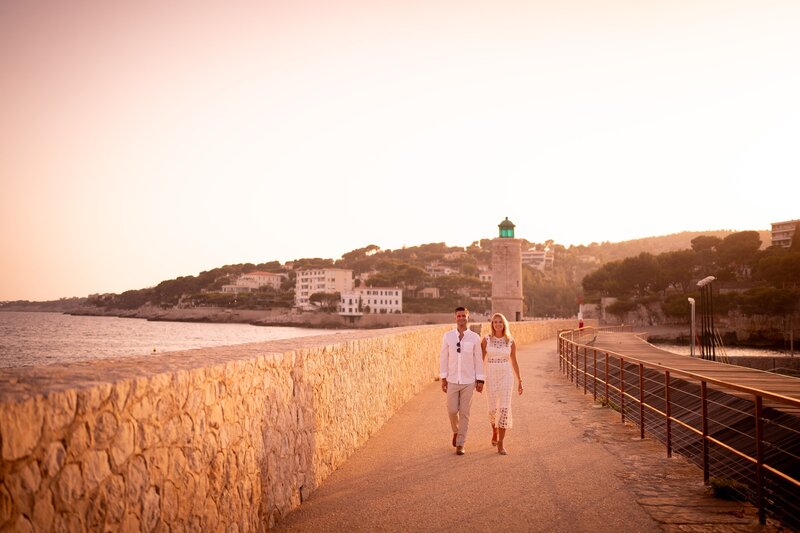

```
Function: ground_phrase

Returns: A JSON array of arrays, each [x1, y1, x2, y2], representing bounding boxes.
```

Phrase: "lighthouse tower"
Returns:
[[491, 217, 523, 321]]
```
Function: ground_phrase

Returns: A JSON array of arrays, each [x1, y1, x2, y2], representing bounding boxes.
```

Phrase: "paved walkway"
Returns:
[[275, 339, 775, 532]]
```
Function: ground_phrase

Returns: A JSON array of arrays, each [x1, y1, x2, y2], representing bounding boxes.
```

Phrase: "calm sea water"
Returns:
[[0, 312, 341, 368], [650, 342, 791, 357]]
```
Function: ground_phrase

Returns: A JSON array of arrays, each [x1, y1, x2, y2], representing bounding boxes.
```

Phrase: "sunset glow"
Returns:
[[2, 1, 798, 301]]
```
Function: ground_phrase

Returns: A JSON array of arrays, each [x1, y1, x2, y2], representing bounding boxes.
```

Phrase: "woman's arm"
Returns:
[[510, 341, 523, 395], [481, 337, 487, 361]]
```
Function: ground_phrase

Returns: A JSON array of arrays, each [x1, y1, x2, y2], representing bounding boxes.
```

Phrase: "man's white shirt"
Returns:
[[439, 329, 485, 384]]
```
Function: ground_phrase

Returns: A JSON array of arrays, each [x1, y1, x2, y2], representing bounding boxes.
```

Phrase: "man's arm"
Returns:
[[439, 334, 449, 392], [472, 333, 486, 382]]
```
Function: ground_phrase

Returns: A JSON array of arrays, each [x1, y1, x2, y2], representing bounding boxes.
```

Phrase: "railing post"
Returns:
[[569, 342, 574, 383], [566, 341, 570, 381], [665, 371, 672, 458], [593, 349, 598, 402], [620, 357, 625, 423], [639, 363, 645, 439], [755, 395, 765, 525], [574, 343, 579, 389], [701, 381, 709, 483], [556, 335, 562, 372], [583, 346, 588, 395], [604, 352, 609, 406]]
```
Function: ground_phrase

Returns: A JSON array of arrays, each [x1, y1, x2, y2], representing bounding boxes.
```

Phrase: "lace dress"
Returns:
[[485, 335, 514, 429]]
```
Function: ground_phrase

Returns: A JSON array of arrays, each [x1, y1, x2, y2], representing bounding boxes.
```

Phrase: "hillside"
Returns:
[[572, 230, 772, 265], [3, 229, 774, 318]]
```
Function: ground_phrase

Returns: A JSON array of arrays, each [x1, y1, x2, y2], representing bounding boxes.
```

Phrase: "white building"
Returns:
[[425, 263, 459, 277], [222, 271, 284, 293], [444, 251, 468, 260], [339, 287, 403, 315], [771, 219, 799, 248], [418, 287, 441, 299], [295, 268, 354, 309], [521, 248, 554, 271]]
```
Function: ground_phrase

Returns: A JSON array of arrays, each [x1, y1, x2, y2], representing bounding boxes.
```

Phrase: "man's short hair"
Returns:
[[454, 306, 468, 313]]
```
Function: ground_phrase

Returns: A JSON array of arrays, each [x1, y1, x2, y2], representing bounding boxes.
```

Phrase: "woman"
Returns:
[[481, 312, 523, 455]]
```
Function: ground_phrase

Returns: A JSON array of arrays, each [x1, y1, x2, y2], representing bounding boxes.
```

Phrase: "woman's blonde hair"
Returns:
[[489, 312, 512, 342]]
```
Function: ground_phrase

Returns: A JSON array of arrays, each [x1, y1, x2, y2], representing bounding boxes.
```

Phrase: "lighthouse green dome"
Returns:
[[498, 217, 515, 238]]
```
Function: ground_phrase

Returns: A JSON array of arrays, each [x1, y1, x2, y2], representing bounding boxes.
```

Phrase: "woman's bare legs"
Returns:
[[497, 428, 508, 454]]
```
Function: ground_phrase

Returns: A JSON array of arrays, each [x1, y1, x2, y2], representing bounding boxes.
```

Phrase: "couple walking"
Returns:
[[440, 306, 523, 456]]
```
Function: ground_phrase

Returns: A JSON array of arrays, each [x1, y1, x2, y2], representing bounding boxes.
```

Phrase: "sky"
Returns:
[[1, 1, 798, 301]]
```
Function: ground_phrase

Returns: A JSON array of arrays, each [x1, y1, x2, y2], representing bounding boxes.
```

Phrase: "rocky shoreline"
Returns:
[[67, 305, 456, 330], [637, 325, 793, 352]]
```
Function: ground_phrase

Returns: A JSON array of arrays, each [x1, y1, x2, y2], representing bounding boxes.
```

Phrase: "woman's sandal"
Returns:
[[491, 429, 498, 446], [498, 445, 508, 455]]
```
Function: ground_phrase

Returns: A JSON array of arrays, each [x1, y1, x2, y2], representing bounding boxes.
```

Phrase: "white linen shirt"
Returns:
[[439, 328, 485, 384]]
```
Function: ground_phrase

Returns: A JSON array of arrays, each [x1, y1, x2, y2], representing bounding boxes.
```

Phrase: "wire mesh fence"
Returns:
[[557, 328, 800, 530]]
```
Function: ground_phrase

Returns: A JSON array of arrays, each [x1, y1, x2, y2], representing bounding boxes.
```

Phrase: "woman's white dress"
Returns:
[[485, 335, 514, 429]]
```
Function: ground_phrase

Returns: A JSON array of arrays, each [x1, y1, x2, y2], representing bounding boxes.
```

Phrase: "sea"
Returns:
[[0, 311, 341, 368], [649, 341, 791, 357]]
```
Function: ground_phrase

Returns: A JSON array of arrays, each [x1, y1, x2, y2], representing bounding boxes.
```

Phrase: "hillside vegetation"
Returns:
[[583, 229, 799, 319], [2, 229, 779, 318]]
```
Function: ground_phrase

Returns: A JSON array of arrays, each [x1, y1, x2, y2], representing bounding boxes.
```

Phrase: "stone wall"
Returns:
[[69, 307, 459, 330], [0, 320, 574, 532], [725, 356, 800, 375]]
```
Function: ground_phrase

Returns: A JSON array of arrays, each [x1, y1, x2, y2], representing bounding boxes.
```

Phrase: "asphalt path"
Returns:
[[274, 339, 769, 532]]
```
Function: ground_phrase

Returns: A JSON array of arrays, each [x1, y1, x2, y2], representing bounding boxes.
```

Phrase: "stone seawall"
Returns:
[[726, 356, 800, 375], [69, 307, 459, 330], [0, 320, 576, 532]]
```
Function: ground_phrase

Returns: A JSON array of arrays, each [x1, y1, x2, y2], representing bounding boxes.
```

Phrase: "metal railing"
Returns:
[[558, 327, 800, 529]]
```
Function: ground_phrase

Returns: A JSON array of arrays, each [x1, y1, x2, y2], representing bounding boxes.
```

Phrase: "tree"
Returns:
[[657, 250, 696, 294], [309, 292, 341, 311], [341, 245, 381, 263], [716, 231, 761, 279], [691, 235, 721, 277], [755, 252, 800, 287], [617, 253, 662, 297], [690, 235, 722, 253], [582, 262, 622, 297], [737, 287, 799, 316], [792, 223, 800, 251]]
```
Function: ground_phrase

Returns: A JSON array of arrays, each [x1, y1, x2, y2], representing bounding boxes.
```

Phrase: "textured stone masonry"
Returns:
[[0, 320, 578, 532]]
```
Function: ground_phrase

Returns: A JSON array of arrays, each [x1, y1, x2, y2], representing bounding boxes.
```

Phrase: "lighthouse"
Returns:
[[491, 217, 523, 321]]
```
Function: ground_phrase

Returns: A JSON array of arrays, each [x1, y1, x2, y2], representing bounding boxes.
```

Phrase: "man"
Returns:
[[440, 306, 485, 455]]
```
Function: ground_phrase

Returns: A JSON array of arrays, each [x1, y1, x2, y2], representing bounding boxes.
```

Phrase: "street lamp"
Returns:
[[687, 297, 696, 357], [696, 276, 716, 360]]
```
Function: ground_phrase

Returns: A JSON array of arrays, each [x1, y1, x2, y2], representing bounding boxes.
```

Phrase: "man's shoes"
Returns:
[[456, 446, 465, 455], [452, 433, 457, 447]]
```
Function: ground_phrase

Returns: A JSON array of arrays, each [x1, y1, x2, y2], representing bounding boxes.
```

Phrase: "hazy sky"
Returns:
[[1, 1, 798, 301]]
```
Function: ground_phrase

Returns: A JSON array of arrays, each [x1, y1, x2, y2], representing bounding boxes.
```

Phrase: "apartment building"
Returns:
[[521, 248, 554, 271], [477, 263, 492, 283], [294, 268, 354, 309], [339, 287, 403, 315], [222, 271, 284, 293], [771, 219, 800, 248]]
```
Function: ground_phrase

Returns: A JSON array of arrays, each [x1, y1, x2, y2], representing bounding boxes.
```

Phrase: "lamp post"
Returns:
[[688, 297, 696, 357], [696, 276, 716, 361]]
